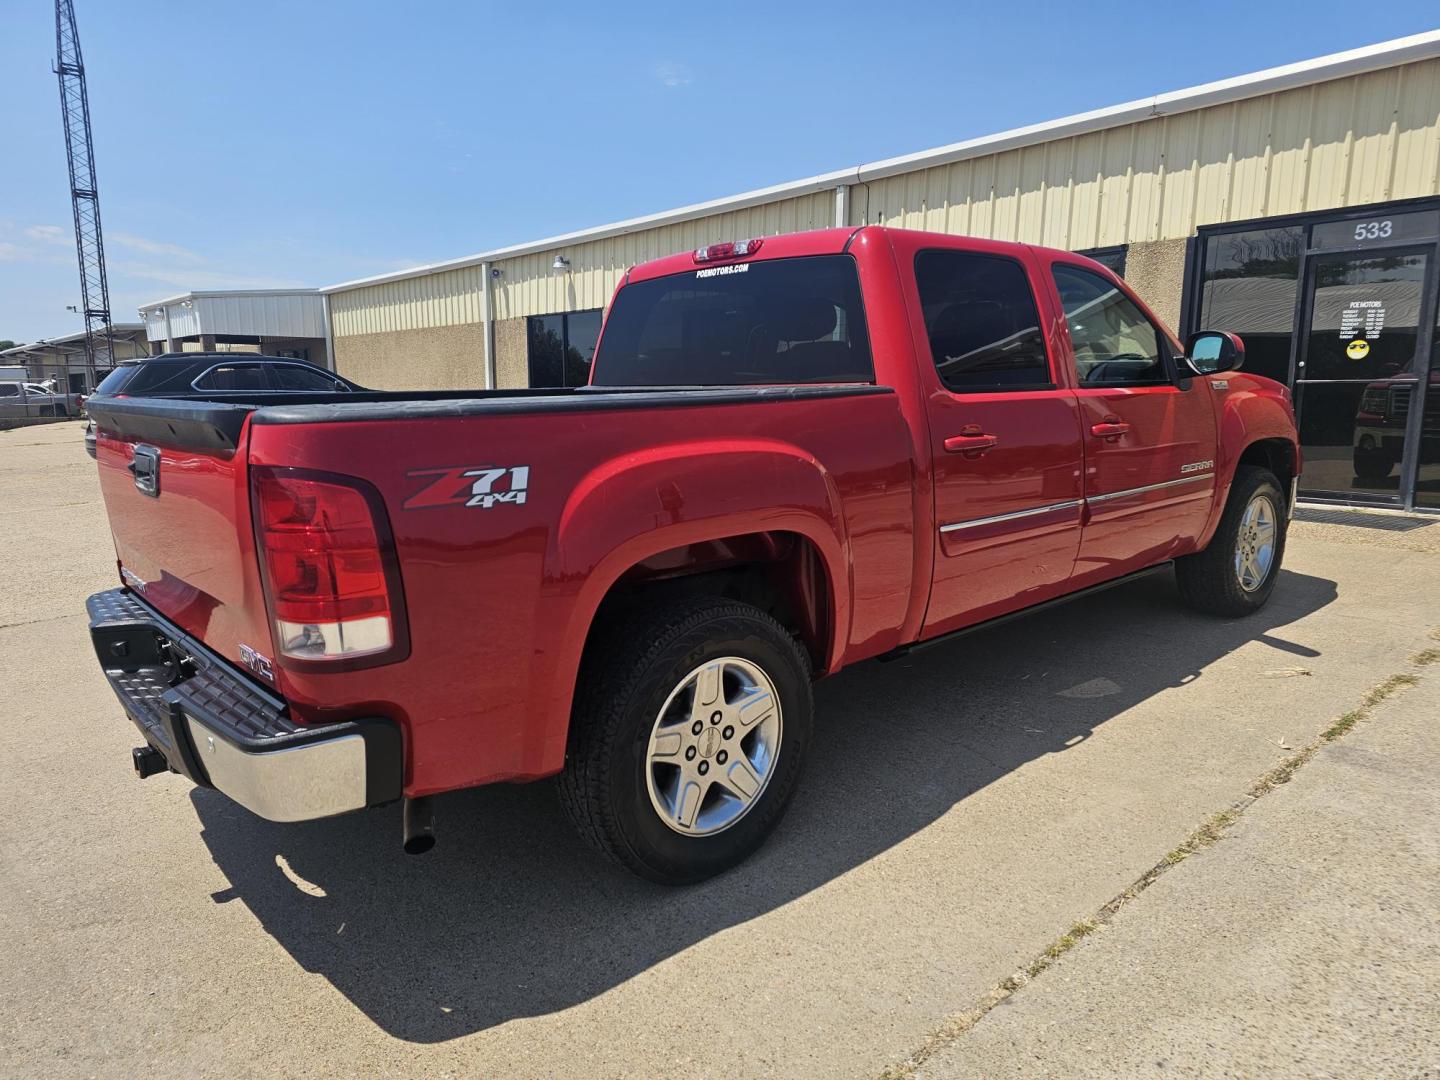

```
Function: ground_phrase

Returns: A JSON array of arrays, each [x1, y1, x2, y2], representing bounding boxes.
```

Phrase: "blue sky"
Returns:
[[1, 1, 1436, 343]]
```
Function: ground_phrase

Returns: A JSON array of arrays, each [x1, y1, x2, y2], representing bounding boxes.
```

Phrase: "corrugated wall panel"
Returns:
[[333, 190, 835, 335], [332, 58, 1440, 338], [485, 191, 833, 324], [850, 56, 1439, 247]]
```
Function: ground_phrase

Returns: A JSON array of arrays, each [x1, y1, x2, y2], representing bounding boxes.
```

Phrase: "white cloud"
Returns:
[[0, 226, 72, 265], [654, 61, 692, 88], [25, 224, 70, 245], [110, 261, 306, 292], [109, 232, 202, 262]]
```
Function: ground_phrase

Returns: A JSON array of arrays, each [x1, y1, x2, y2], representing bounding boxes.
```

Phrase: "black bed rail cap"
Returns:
[[85, 395, 255, 454], [251, 383, 894, 425]]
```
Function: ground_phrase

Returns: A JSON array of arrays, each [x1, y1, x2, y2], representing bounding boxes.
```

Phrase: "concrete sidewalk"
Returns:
[[5, 421, 1440, 1080], [916, 661, 1440, 1080]]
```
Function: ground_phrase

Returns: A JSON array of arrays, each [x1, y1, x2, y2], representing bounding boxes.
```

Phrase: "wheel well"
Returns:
[[1237, 438, 1296, 499], [590, 531, 832, 671]]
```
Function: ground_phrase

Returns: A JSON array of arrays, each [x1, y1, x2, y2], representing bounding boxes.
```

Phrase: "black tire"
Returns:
[[558, 596, 813, 884], [1352, 447, 1394, 482], [1176, 465, 1287, 617]]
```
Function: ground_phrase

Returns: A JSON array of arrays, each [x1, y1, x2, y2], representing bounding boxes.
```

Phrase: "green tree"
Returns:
[[0, 340, 16, 351]]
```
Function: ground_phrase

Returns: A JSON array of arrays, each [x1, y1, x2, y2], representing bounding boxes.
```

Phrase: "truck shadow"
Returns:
[[192, 568, 1335, 1042]]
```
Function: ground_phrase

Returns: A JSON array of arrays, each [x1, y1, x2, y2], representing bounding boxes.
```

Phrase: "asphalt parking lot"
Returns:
[[3, 420, 1438, 1079]]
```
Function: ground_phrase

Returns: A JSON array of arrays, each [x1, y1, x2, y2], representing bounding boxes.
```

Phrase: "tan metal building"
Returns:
[[323, 31, 1440, 509], [0, 323, 149, 392]]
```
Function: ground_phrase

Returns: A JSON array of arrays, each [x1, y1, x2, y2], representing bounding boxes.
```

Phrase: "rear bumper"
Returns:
[[87, 588, 402, 822]]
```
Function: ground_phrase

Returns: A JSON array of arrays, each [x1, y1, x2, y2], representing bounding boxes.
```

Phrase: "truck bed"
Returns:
[[85, 381, 918, 793]]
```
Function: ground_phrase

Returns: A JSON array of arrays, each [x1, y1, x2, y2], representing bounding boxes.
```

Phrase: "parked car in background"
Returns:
[[91, 352, 362, 397], [84, 226, 1299, 883], [0, 378, 78, 419], [82, 353, 364, 456], [1353, 371, 1440, 481]]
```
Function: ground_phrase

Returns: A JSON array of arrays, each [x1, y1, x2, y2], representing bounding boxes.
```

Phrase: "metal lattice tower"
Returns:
[[54, 0, 112, 390]]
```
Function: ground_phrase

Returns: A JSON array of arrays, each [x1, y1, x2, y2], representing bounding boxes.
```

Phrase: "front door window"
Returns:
[[1295, 251, 1431, 499]]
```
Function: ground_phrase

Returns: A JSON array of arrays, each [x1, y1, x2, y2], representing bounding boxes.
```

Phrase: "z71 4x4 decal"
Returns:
[[402, 465, 530, 510]]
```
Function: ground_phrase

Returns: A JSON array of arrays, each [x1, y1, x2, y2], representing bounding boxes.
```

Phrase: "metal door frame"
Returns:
[[1287, 239, 1440, 509]]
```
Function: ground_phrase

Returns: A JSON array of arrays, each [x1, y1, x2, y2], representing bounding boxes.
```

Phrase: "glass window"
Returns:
[[1304, 253, 1427, 380], [193, 364, 270, 391], [121, 361, 207, 395], [564, 309, 602, 387], [1076, 246, 1127, 276], [913, 250, 1050, 392], [592, 255, 873, 387], [271, 364, 345, 391], [1310, 210, 1440, 250], [1053, 264, 1166, 386], [94, 366, 138, 394], [0, 383, 20, 398], [1197, 226, 1304, 385], [527, 315, 567, 388], [527, 310, 600, 388]]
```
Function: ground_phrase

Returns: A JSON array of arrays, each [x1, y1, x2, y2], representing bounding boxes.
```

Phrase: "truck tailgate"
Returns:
[[89, 397, 273, 672]]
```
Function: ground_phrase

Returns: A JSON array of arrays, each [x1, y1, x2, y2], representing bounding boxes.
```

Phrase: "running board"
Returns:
[[878, 561, 1174, 662]]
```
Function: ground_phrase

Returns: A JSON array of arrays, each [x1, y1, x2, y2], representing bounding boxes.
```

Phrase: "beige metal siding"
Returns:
[[330, 57, 1440, 340], [330, 265, 488, 337], [331, 192, 834, 336], [850, 58, 1440, 246]]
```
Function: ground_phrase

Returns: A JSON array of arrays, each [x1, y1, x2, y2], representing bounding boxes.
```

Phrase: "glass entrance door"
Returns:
[[1294, 249, 1434, 501]]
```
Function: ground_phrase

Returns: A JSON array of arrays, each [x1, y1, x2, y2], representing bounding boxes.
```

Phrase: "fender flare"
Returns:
[[526, 438, 853, 773], [1200, 384, 1300, 548]]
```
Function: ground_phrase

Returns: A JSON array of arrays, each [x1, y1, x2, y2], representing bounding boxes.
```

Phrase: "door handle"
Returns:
[[944, 430, 999, 455], [1090, 418, 1131, 440]]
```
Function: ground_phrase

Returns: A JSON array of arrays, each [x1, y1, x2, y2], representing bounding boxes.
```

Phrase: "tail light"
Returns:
[[251, 467, 408, 667]]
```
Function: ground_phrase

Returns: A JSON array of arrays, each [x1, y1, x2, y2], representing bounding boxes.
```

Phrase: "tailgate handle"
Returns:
[[129, 444, 161, 497]]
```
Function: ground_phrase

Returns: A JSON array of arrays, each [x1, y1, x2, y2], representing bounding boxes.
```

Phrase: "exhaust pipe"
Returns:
[[132, 745, 169, 779], [402, 796, 436, 855]]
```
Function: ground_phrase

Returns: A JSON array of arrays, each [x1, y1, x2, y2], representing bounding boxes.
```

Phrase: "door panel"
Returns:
[[1049, 260, 1219, 581], [892, 240, 1086, 638], [925, 391, 1085, 634], [1295, 249, 1431, 501], [1073, 386, 1219, 579]]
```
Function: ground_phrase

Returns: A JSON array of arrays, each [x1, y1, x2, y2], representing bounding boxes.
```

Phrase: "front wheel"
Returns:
[[559, 597, 813, 884], [1352, 446, 1395, 482], [1175, 466, 1287, 617]]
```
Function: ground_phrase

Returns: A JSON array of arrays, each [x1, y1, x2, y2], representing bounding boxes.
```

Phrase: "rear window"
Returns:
[[94, 366, 140, 394], [113, 361, 206, 395], [194, 364, 271, 391], [592, 254, 873, 386]]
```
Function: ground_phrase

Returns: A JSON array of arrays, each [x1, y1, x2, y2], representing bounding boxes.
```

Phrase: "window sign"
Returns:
[[1310, 210, 1440, 250], [1338, 300, 1384, 341]]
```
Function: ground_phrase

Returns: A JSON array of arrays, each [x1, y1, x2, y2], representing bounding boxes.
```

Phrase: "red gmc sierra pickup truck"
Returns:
[[85, 226, 1299, 883]]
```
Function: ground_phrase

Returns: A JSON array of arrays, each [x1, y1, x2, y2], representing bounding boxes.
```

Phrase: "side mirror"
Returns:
[[1183, 331, 1245, 376]]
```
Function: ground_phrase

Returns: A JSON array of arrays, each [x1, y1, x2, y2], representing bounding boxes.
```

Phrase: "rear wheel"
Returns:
[[1176, 466, 1287, 617], [559, 597, 813, 884]]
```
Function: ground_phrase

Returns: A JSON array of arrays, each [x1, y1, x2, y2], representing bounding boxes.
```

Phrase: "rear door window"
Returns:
[[914, 250, 1052, 392], [193, 364, 271, 392], [592, 255, 873, 386], [271, 364, 347, 391]]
